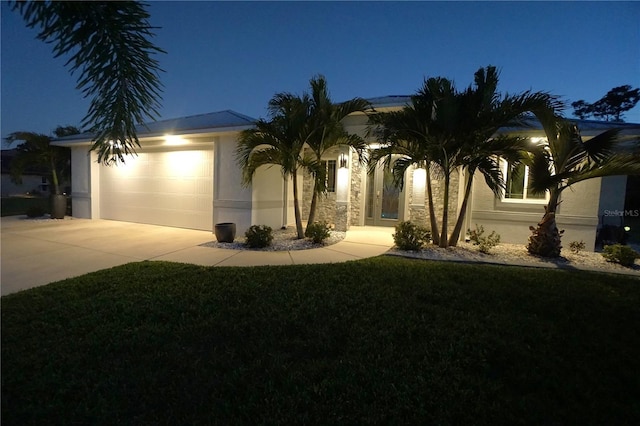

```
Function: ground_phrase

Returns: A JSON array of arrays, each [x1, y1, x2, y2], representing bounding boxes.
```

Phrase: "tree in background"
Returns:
[[11, 1, 165, 164], [5, 126, 81, 218], [572, 85, 640, 122], [5, 126, 80, 196]]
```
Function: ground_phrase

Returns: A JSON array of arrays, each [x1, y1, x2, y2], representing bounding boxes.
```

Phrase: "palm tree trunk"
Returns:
[[425, 163, 440, 246], [306, 184, 319, 235], [291, 169, 305, 239], [50, 157, 60, 195], [439, 171, 450, 248], [527, 187, 563, 257], [448, 169, 474, 246], [546, 188, 561, 214]]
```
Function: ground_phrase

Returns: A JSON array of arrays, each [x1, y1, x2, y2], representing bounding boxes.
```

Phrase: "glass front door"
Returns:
[[365, 163, 403, 226]]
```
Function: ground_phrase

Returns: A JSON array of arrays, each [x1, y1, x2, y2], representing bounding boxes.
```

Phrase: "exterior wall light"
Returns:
[[338, 153, 348, 169], [412, 166, 426, 205]]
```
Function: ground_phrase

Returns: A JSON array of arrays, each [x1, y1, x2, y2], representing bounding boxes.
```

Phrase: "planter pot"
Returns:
[[215, 222, 236, 243], [50, 194, 67, 219]]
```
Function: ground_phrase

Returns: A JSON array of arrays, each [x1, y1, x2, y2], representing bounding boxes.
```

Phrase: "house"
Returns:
[[53, 98, 639, 251]]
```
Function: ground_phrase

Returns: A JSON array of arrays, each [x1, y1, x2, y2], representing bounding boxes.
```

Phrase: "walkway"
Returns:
[[0, 217, 394, 296]]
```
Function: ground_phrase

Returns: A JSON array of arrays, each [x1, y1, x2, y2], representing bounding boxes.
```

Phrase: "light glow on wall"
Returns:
[[336, 167, 349, 202], [165, 150, 202, 177], [530, 137, 547, 145], [164, 135, 187, 146], [412, 167, 426, 205]]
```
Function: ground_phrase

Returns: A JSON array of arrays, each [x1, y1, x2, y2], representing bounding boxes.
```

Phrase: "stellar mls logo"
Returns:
[[604, 209, 640, 217]]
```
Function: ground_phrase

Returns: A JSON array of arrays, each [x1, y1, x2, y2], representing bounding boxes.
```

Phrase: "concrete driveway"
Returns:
[[1, 217, 394, 296]]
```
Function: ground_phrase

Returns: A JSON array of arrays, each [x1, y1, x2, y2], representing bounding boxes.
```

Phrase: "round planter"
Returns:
[[215, 222, 236, 243], [50, 194, 67, 219]]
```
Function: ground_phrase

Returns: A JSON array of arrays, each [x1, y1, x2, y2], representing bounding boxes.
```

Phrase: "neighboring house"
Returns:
[[53, 99, 639, 251], [1, 148, 65, 196]]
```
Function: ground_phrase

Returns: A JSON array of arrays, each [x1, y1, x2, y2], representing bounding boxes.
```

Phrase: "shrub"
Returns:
[[305, 221, 331, 244], [602, 244, 639, 267], [393, 221, 431, 251], [569, 240, 586, 254], [245, 225, 273, 248], [467, 224, 501, 254], [26, 205, 46, 218]]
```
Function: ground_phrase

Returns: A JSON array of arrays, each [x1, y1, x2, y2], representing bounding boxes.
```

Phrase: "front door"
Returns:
[[365, 163, 403, 226]]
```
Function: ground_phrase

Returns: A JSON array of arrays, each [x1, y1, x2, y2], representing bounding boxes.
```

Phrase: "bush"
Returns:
[[25, 205, 46, 218], [602, 244, 639, 267], [569, 240, 586, 254], [305, 221, 331, 244], [468, 224, 501, 254], [393, 221, 431, 251], [245, 225, 273, 248]]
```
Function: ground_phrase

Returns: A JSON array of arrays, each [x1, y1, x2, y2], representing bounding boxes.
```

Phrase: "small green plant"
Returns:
[[25, 205, 46, 218], [245, 225, 273, 248], [305, 221, 331, 244], [467, 224, 501, 254], [569, 240, 586, 254], [393, 221, 431, 251], [602, 244, 639, 267]]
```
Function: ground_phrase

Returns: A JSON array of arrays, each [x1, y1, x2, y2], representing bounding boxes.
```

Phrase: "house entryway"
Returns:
[[365, 162, 404, 227]]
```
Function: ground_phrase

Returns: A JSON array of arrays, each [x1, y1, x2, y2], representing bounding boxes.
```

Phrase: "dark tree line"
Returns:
[[572, 85, 640, 122]]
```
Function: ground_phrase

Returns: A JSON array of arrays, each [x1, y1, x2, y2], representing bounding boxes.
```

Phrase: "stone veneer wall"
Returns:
[[349, 153, 364, 226], [407, 167, 460, 237], [301, 150, 338, 227], [302, 153, 461, 233]]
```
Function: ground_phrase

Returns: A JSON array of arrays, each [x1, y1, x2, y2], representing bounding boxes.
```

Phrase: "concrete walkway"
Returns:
[[1, 216, 394, 296]]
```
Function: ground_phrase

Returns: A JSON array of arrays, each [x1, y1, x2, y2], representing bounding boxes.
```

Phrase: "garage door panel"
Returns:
[[100, 148, 213, 230]]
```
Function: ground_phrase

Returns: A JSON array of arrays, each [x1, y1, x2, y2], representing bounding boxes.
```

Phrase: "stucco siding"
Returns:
[[214, 134, 252, 233], [470, 175, 616, 251]]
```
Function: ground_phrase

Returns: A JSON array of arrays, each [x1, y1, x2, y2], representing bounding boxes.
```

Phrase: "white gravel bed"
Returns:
[[388, 241, 640, 275], [201, 227, 346, 251]]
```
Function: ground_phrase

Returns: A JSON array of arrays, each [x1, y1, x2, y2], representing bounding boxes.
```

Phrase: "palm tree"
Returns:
[[525, 110, 640, 257], [369, 66, 559, 248], [236, 93, 311, 239], [304, 75, 371, 231], [11, 2, 164, 165], [5, 126, 81, 218]]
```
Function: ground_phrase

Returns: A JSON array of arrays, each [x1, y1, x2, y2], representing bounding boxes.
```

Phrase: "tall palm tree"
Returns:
[[236, 93, 311, 239], [11, 1, 164, 165], [369, 66, 559, 248], [304, 75, 371, 231], [525, 110, 640, 257], [446, 67, 559, 245]]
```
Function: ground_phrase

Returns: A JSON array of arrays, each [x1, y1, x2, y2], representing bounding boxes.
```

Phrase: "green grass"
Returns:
[[2, 257, 639, 425]]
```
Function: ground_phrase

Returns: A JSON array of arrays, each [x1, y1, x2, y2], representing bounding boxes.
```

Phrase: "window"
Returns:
[[321, 160, 337, 193], [503, 161, 547, 202]]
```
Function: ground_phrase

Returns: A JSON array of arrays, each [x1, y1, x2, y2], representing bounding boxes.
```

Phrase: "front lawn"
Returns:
[[2, 257, 639, 425]]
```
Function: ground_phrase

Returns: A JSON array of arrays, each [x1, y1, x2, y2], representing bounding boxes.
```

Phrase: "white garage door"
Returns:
[[100, 148, 214, 230]]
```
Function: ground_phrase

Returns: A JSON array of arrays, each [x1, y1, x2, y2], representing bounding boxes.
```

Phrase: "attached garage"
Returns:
[[55, 110, 256, 232], [100, 147, 214, 230]]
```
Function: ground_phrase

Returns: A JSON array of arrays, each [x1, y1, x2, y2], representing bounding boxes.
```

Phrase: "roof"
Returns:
[[366, 95, 412, 109], [498, 116, 640, 136], [52, 101, 640, 146], [54, 109, 257, 144]]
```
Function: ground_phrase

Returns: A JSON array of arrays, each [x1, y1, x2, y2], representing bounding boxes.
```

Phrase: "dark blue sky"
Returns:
[[2, 1, 639, 140]]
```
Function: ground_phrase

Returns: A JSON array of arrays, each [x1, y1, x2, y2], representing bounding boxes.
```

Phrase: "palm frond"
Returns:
[[13, 1, 165, 164]]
